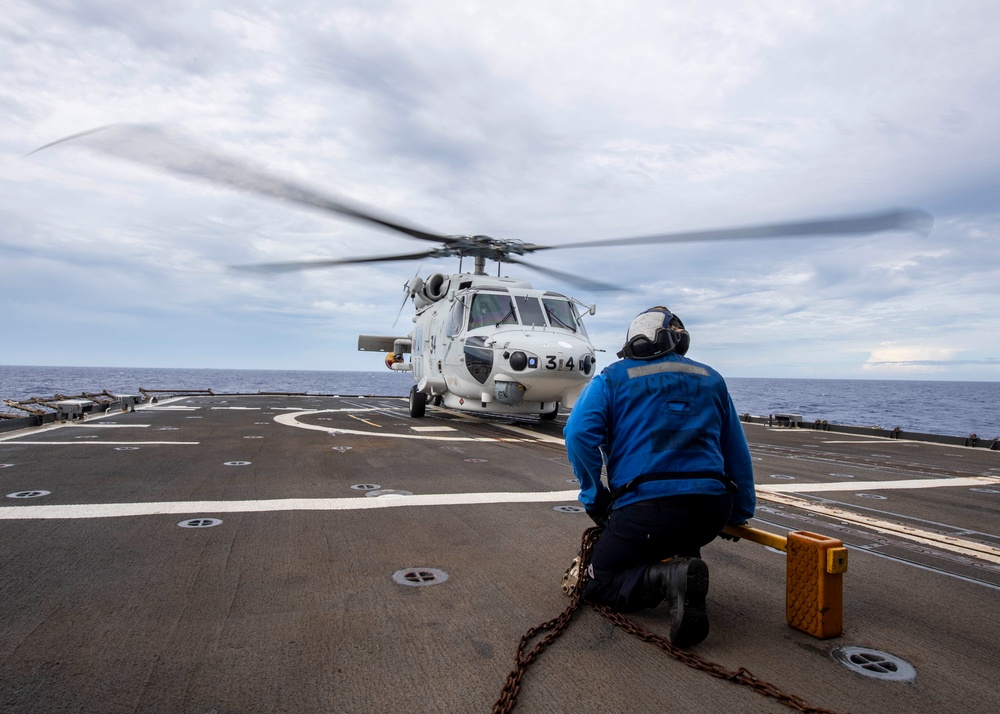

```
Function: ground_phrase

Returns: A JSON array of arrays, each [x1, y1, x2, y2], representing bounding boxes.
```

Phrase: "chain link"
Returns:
[[492, 527, 846, 714]]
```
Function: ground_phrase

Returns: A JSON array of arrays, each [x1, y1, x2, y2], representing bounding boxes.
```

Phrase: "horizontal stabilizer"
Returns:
[[358, 335, 410, 353]]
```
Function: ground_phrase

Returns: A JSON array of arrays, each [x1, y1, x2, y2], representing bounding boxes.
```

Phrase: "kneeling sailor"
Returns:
[[563, 306, 756, 647]]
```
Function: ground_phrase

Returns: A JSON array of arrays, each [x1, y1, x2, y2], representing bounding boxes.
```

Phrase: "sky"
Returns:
[[2, 0, 999, 380]]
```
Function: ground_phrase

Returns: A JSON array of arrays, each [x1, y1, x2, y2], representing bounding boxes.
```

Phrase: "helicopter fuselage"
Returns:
[[360, 272, 597, 417]]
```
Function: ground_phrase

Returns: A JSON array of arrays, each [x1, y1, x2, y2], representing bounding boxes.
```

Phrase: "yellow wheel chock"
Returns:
[[722, 524, 848, 639]]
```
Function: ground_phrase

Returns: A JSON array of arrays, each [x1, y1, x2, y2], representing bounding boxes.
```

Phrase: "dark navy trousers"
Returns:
[[582, 493, 734, 612]]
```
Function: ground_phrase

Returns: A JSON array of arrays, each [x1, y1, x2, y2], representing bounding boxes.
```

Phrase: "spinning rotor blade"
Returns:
[[232, 250, 437, 274], [28, 124, 452, 245], [531, 208, 933, 252], [504, 256, 620, 291]]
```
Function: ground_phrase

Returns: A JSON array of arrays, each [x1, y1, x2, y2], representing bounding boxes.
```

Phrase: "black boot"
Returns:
[[642, 558, 710, 648]]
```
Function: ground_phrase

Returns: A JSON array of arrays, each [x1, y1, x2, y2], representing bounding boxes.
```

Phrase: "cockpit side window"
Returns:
[[542, 298, 585, 334], [447, 298, 466, 337], [514, 296, 546, 326], [468, 293, 516, 330]]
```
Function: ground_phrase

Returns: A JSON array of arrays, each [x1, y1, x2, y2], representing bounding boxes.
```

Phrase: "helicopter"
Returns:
[[29, 124, 934, 419]]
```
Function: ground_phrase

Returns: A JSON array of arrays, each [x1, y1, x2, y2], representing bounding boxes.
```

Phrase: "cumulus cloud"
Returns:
[[2, 0, 1000, 380]]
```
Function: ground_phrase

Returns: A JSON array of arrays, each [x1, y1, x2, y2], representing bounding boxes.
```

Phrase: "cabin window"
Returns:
[[468, 293, 516, 330], [514, 296, 546, 326], [542, 298, 584, 334]]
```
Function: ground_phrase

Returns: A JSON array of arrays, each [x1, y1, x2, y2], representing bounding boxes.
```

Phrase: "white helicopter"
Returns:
[[31, 125, 934, 419], [360, 266, 598, 419]]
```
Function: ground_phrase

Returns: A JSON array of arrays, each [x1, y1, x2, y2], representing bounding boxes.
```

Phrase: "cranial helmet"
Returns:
[[616, 306, 690, 360]]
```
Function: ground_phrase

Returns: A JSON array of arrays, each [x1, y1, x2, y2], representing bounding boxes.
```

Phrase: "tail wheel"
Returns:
[[409, 384, 427, 418], [540, 403, 559, 421]]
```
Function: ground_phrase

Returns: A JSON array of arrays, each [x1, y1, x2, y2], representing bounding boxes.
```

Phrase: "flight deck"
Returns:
[[1, 395, 998, 713]]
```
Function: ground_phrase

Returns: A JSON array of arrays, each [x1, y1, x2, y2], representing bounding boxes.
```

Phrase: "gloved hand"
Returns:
[[586, 507, 609, 526], [586, 488, 612, 526]]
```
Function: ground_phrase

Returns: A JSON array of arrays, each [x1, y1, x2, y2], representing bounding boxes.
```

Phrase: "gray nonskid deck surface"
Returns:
[[1, 395, 998, 713]]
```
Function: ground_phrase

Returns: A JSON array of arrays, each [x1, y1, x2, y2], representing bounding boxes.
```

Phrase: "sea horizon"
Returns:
[[2, 364, 998, 439]]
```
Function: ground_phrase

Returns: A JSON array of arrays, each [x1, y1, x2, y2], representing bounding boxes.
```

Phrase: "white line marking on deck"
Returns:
[[758, 490, 1000, 564], [759, 476, 1000, 493], [410, 426, 457, 432], [820, 440, 914, 444], [70, 424, 152, 428], [0, 441, 200, 446], [210, 407, 261, 410], [0, 489, 581, 520], [274, 411, 525, 442], [496, 424, 567, 444]]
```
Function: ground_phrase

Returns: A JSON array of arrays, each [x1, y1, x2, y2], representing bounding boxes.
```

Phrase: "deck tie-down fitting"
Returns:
[[722, 524, 848, 639]]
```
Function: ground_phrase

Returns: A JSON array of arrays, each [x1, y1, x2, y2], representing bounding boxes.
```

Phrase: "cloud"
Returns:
[[3, 1, 1000, 382]]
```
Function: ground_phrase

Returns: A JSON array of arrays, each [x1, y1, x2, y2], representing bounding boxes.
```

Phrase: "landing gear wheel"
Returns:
[[540, 403, 559, 421], [409, 385, 427, 418]]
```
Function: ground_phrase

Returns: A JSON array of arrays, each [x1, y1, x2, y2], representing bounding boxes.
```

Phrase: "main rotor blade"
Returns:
[[28, 124, 454, 245], [532, 208, 933, 251], [504, 256, 620, 291], [231, 250, 437, 274]]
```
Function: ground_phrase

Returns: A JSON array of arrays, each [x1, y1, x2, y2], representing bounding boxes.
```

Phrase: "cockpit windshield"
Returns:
[[514, 296, 546, 326], [542, 298, 585, 334], [468, 293, 516, 330], [465, 291, 586, 333]]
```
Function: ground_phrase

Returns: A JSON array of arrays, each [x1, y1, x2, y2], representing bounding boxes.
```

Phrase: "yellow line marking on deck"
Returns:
[[348, 414, 382, 427]]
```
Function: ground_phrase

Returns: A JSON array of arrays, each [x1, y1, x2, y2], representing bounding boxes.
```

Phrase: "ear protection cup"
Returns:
[[673, 329, 690, 356]]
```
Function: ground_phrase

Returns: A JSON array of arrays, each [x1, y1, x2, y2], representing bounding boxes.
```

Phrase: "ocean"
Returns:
[[1, 365, 997, 439]]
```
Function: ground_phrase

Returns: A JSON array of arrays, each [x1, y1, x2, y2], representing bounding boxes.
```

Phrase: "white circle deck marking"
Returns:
[[224, 461, 251, 466], [273, 410, 531, 443], [7, 491, 50, 499]]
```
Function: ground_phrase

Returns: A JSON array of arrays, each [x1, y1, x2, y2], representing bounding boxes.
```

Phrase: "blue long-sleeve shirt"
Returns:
[[564, 352, 755, 524]]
